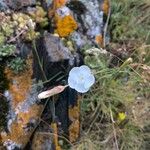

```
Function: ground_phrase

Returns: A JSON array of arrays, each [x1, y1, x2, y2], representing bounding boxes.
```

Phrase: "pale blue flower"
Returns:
[[68, 65, 95, 93]]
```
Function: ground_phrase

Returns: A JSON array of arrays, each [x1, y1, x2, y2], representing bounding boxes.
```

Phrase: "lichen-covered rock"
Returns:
[[55, 0, 67, 8], [3, 0, 36, 10], [55, 14, 78, 37], [0, 64, 9, 132], [32, 132, 55, 150], [48, 1, 78, 37], [69, 98, 80, 143], [0, 56, 44, 149], [48, 0, 109, 47], [33, 32, 82, 143], [37, 32, 79, 66], [68, 0, 107, 48], [0, 0, 8, 11]]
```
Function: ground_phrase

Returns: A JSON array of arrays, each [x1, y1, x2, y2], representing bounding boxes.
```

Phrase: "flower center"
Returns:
[[79, 74, 84, 82]]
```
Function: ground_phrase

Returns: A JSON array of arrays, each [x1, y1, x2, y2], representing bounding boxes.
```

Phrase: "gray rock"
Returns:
[[3, 0, 36, 10], [43, 32, 74, 64], [68, 0, 105, 48], [0, 0, 9, 11]]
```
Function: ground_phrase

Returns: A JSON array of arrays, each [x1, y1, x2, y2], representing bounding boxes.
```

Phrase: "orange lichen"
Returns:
[[102, 0, 110, 15], [69, 96, 80, 142], [48, 0, 77, 37], [55, 15, 78, 37], [32, 132, 53, 150], [1, 104, 43, 147], [51, 123, 61, 150], [55, 0, 67, 9], [4, 57, 33, 109], [1, 57, 45, 147], [69, 120, 80, 143], [95, 34, 104, 47], [48, 0, 67, 18]]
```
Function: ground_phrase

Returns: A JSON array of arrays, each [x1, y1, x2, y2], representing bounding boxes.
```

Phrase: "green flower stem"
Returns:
[[32, 40, 47, 81]]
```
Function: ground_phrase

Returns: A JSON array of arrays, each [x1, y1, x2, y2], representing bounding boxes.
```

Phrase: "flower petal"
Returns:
[[68, 65, 95, 93], [68, 76, 77, 89], [69, 67, 79, 77], [84, 74, 95, 89], [79, 65, 91, 75], [75, 83, 90, 93]]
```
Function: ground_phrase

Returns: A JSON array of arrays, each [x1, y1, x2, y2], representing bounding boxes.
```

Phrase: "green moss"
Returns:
[[7, 57, 26, 74], [28, 6, 48, 28], [2, 23, 14, 37], [0, 32, 5, 45], [0, 44, 16, 58]]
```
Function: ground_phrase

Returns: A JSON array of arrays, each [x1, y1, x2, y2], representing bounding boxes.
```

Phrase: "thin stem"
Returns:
[[103, 0, 111, 48], [39, 118, 73, 146], [38, 131, 74, 147], [32, 40, 47, 80], [8, 29, 26, 43], [109, 105, 119, 150], [31, 71, 62, 87]]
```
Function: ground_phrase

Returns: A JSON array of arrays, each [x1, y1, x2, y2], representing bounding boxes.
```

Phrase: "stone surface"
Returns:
[[68, 0, 105, 48], [44, 32, 74, 63], [31, 132, 54, 150], [33, 32, 82, 81], [1, 57, 44, 149], [49, 0, 109, 48], [3, 0, 36, 10], [0, 0, 8, 11], [33, 31, 82, 142]]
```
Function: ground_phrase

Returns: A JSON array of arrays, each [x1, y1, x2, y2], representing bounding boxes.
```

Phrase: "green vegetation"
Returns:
[[78, 55, 149, 150], [0, 44, 16, 58], [7, 57, 26, 74], [110, 0, 150, 42], [72, 0, 150, 149]]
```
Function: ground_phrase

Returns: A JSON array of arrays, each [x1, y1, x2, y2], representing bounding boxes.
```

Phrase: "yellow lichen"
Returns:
[[102, 0, 110, 15], [1, 104, 43, 147], [95, 34, 103, 47], [54, 0, 67, 9], [1, 57, 44, 147], [69, 96, 80, 142], [31, 132, 53, 150], [55, 15, 78, 37], [4, 57, 32, 109], [48, 0, 67, 18], [69, 120, 80, 143], [48, 0, 77, 37], [51, 123, 61, 150]]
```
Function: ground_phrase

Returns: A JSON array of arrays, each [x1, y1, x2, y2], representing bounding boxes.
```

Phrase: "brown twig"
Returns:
[[7, 29, 26, 43], [99, 134, 113, 144]]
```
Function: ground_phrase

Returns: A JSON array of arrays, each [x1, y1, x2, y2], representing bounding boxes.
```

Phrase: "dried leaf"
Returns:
[[38, 85, 67, 99]]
